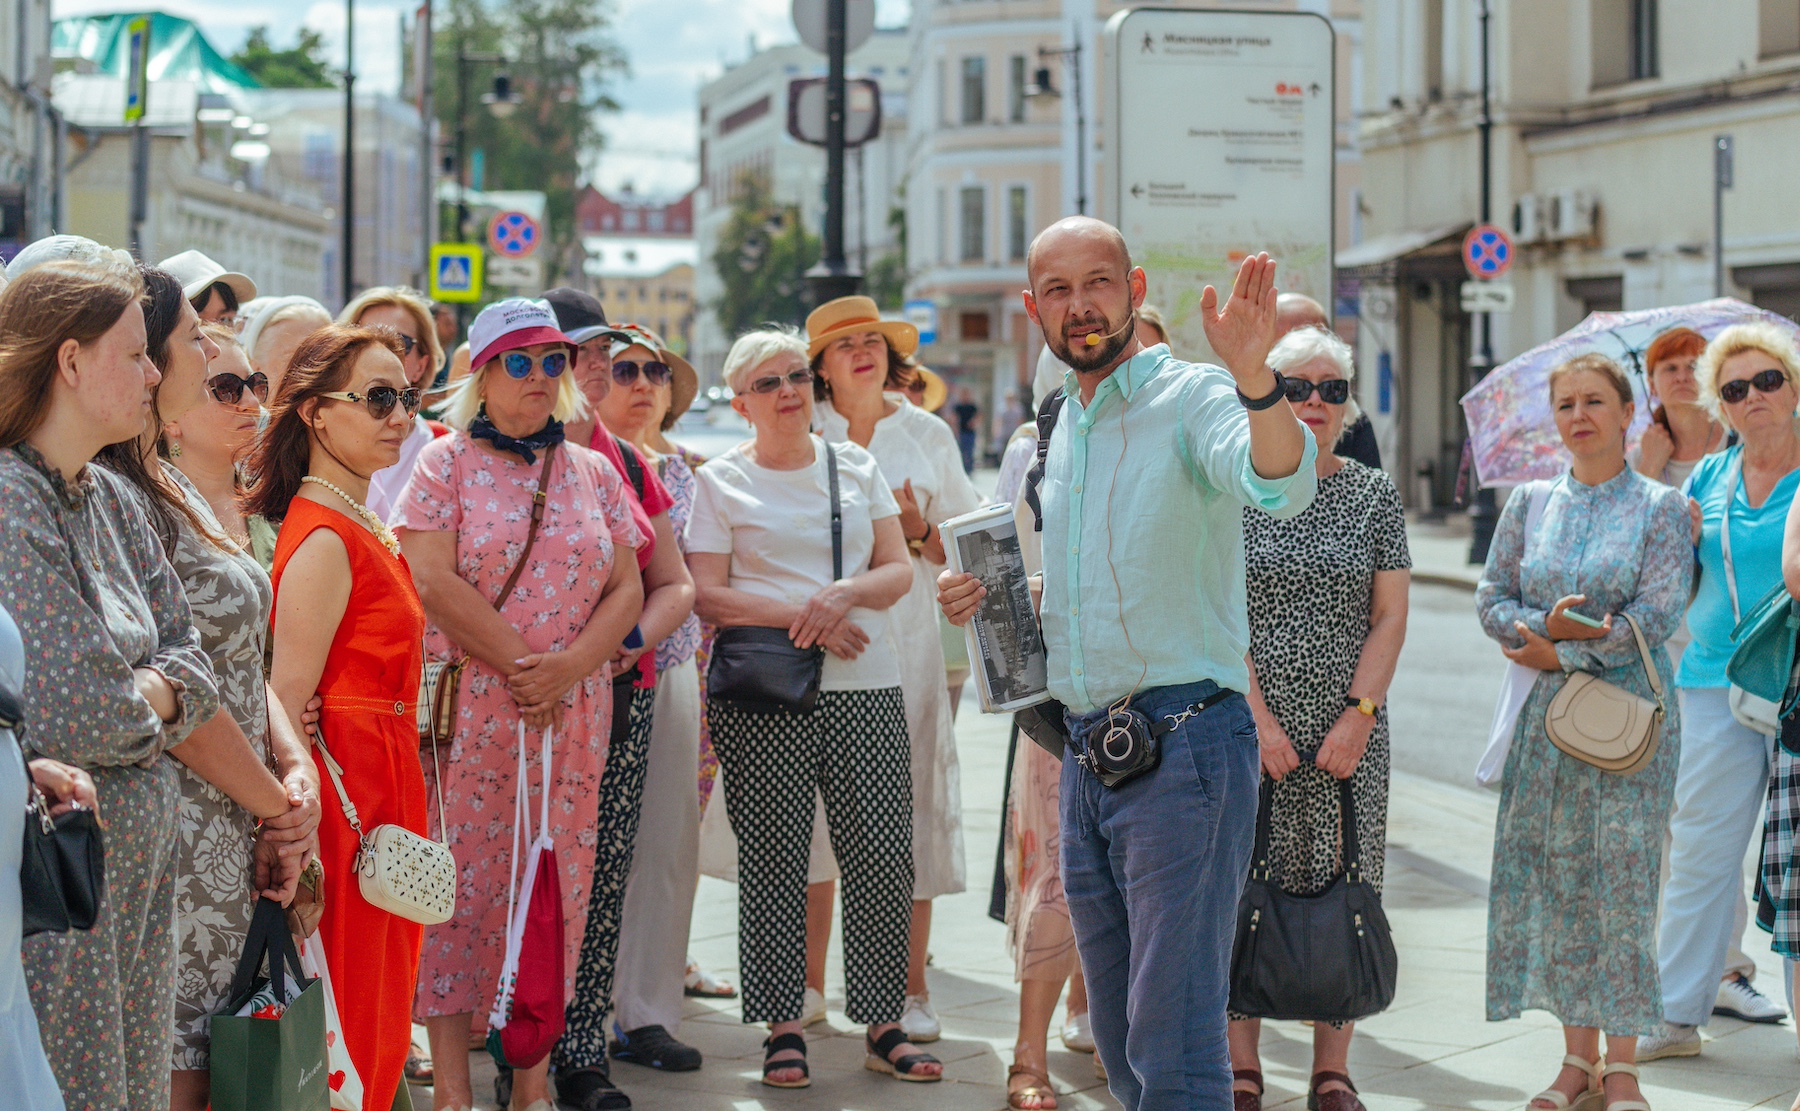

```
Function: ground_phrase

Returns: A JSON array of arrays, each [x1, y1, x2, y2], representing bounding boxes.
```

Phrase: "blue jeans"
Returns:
[[1061, 681, 1259, 1111]]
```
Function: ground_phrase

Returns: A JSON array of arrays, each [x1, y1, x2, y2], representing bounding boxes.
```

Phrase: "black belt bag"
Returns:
[[706, 443, 841, 716], [1072, 688, 1231, 789], [1229, 758, 1397, 1022]]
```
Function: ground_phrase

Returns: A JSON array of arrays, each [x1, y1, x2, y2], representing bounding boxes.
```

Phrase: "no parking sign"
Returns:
[[1462, 224, 1514, 280], [488, 211, 541, 258]]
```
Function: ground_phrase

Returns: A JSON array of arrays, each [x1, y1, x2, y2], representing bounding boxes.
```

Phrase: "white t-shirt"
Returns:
[[687, 436, 903, 690], [367, 415, 436, 524]]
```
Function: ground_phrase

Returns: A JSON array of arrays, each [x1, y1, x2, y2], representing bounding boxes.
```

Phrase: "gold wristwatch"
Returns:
[[1346, 695, 1377, 717]]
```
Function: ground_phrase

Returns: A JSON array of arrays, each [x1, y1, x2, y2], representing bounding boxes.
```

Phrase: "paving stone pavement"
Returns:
[[418, 696, 1800, 1111]]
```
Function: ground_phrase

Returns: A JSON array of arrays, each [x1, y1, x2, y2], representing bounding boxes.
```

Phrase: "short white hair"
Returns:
[[438, 348, 588, 431], [243, 296, 332, 365], [1268, 325, 1361, 424], [723, 327, 808, 393]]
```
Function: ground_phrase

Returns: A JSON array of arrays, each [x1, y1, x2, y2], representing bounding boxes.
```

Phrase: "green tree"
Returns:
[[861, 202, 907, 310], [231, 27, 335, 88], [434, 0, 627, 281], [713, 170, 820, 336]]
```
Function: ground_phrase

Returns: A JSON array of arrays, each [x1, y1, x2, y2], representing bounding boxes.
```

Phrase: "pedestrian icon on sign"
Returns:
[[428, 243, 484, 303], [438, 256, 471, 291]]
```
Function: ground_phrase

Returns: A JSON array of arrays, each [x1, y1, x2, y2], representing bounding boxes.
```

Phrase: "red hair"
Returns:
[[1646, 327, 1706, 371]]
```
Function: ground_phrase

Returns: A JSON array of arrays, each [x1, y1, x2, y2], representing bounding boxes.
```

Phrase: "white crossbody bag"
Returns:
[[315, 730, 457, 925], [1720, 457, 1783, 736]]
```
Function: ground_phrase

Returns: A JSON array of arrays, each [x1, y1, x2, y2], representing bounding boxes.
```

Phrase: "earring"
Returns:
[[168, 441, 183, 458]]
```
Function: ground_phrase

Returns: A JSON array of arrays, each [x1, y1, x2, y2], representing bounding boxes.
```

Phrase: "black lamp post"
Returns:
[[1467, 0, 1498, 564], [1025, 34, 1086, 216], [451, 41, 517, 243], [342, 0, 356, 302]]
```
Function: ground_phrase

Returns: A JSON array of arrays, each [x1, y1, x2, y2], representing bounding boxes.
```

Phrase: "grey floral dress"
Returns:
[[0, 444, 218, 1111], [1476, 468, 1691, 1035], [163, 466, 273, 1070]]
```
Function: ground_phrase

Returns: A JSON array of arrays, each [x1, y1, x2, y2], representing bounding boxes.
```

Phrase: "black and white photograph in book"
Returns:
[[945, 505, 1049, 711]]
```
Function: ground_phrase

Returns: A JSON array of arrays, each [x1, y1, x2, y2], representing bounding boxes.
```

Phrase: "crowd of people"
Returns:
[[4, 210, 1800, 1111]]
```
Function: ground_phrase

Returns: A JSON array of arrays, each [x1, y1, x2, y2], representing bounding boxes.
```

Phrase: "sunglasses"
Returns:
[[373, 325, 419, 357], [502, 351, 568, 379], [612, 359, 672, 386], [319, 386, 423, 421], [1718, 368, 1788, 404], [745, 368, 814, 395], [1283, 378, 1352, 405], [207, 371, 269, 407]]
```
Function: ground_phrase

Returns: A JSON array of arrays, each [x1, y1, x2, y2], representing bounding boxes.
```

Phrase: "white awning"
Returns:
[[1336, 222, 1470, 271]]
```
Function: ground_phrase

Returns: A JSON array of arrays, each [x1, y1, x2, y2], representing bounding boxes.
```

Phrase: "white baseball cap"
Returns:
[[158, 249, 257, 305], [468, 298, 572, 370]]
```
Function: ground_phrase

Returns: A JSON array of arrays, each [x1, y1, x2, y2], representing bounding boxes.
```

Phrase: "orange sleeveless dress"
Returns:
[[271, 498, 427, 1111]]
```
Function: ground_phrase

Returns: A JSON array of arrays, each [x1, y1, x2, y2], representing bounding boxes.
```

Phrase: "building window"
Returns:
[[1630, 0, 1658, 79], [936, 58, 947, 126], [1423, 0, 1443, 101], [1762, 0, 1800, 56], [1008, 55, 1027, 123], [960, 56, 986, 125], [936, 188, 948, 264], [1006, 185, 1028, 261], [1593, 0, 1658, 86], [959, 186, 986, 262], [960, 312, 991, 341]]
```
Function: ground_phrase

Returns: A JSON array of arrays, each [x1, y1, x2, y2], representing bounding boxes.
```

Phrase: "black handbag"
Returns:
[[8, 683, 106, 938], [1228, 758, 1397, 1023], [707, 442, 841, 715]]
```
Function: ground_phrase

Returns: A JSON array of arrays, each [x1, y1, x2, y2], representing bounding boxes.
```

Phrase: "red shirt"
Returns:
[[588, 427, 673, 572]]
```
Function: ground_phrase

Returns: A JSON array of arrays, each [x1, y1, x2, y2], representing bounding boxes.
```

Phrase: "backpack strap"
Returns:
[[613, 434, 648, 502], [1023, 387, 1066, 533]]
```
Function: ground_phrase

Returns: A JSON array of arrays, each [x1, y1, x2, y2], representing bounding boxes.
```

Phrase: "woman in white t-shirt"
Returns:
[[686, 327, 943, 1090]]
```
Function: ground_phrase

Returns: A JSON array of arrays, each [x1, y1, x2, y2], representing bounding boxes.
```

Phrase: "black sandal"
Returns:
[[553, 1065, 634, 1111], [1234, 1068, 1264, 1111], [762, 1032, 811, 1088], [1307, 1070, 1365, 1111], [864, 1026, 943, 1083]]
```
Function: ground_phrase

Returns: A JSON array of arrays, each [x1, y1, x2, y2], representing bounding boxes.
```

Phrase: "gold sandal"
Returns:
[[1527, 1055, 1602, 1111], [1007, 1063, 1058, 1110]]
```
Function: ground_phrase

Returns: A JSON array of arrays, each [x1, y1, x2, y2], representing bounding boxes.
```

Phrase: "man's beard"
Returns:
[[1046, 312, 1135, 373]]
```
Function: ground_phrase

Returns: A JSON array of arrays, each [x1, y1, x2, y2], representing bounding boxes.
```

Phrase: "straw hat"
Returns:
[[911, 366, 949, 412], [610, 323, 699, 428], [804, 295, 918, 361]]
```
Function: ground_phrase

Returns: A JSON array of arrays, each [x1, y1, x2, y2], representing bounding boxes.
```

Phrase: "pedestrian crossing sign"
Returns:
[[429, 243, 484, 303]]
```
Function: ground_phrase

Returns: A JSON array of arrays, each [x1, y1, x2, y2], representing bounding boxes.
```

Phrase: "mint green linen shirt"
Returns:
[[1039, 346, 1318, 712]]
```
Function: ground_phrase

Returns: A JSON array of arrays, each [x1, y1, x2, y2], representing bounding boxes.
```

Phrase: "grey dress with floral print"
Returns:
[[1476, 468, 1691, 1036], [0, 444, 218, 1111], [163, 465, 274, 1070]]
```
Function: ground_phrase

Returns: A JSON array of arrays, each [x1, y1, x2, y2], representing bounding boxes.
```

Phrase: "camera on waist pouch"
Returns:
[[1076, 704, 1166, 789]]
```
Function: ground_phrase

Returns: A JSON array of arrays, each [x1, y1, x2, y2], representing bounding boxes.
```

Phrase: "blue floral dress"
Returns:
[[1476, 468, 1691, 1035]]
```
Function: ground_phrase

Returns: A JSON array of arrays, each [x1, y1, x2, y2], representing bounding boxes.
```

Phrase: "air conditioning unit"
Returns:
[[1513, 194, 1547, 245], [1550, 189, 1598, 241]]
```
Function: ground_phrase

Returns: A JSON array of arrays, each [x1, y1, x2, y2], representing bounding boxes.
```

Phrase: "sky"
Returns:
[[52, 0, 910, 198]]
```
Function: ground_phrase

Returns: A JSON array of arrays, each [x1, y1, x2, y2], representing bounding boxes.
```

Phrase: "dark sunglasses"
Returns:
[[502, 351, 568, 379], [206, 371, 269, 407], [319, 386, 423, 420], [1718, 367, 1788, 404], [745, 368, 814, 395], [373, 325, 419, 357], [612, 360, 673, 386], [1283, 377, 1352, 405]]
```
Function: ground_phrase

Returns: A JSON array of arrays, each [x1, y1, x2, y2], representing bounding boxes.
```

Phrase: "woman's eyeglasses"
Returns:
[[372, 325, 419, 357], [1718, 368, 1788, 404], [1283, 378, 1352, 405], [744, 368, 814, 395], [206, 371, 269, 407], [319, 386, 423, 420], [612, 360, 672, 386], [502, 351, 568, 379]]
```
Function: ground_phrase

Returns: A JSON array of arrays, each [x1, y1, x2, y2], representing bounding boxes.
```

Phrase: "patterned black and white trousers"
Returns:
[[711, 686, 914, 1026], [554, 676, 657, 1072]]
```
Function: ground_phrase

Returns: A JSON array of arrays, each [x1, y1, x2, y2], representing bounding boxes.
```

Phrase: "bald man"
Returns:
[[1276, 293, 1382, 470], [939, 217, 1316, 1110]]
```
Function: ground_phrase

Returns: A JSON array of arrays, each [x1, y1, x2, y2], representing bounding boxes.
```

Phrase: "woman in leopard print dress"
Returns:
[[1228, 328, 1411, 1111]]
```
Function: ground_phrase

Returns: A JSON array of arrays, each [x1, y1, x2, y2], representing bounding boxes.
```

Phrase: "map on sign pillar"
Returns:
[[1106, 9, 1335, 364]]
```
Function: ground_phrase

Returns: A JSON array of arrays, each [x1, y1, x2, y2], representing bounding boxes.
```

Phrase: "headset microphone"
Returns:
[[1082, 312, 1138, 348]]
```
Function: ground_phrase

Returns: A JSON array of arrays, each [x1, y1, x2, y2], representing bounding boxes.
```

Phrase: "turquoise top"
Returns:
[[1038, 346, 1317, 712], [1680, 445, 1800, 689]]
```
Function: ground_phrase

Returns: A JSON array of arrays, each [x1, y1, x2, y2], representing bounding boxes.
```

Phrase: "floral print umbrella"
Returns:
[[1460, 298, 1800, 487]]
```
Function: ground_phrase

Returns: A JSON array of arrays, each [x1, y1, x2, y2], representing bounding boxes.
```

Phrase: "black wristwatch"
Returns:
[[1238, 370, 1286, 411]]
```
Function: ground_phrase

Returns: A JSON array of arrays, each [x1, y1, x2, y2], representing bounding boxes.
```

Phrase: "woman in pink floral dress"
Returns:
[[395, 300, 645, 1111]]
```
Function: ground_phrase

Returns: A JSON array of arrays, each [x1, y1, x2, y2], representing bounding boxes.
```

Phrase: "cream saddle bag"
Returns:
[[315, 731, 456, 925], [1544, 613, 1662, 776]]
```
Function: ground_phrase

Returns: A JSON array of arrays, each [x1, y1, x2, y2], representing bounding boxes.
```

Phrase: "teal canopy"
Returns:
[[52, 12, 262, 93]]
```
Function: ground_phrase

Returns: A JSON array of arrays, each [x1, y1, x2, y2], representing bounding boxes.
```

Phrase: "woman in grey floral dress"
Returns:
[[1476, 354, 1691, 1111], [0, 261, 222, 1111]]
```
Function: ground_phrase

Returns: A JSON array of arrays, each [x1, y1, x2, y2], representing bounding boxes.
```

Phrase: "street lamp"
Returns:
[[452, 45, 519, 242], [1025, 35, 1086, 216]]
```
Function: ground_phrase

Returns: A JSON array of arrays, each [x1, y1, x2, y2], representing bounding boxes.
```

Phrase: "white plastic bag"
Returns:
[[301, 930, 367, 1111], [1476, 482, 1551, 786]]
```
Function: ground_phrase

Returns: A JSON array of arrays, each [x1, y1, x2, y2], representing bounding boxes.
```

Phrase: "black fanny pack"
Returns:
[[1073, 687, 1233, 789]]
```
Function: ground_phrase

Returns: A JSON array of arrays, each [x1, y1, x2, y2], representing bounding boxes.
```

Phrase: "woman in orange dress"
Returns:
[[249, 323, 427, 1111]]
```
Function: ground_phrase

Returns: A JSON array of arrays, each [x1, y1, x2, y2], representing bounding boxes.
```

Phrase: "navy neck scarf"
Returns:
[[469, 406, 565, 465]]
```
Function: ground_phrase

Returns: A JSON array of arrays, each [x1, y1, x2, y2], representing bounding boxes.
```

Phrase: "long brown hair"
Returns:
[[242, 324, 402, 521], [0, 261, 144, 451], [96, 265, 226, 551]]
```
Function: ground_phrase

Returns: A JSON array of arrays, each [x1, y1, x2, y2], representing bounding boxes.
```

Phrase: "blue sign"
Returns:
[[904, 299, 938, 346], [1462, 224, 1514, 279], [488, 211, 541, 258], [429, 243, 484, 303]]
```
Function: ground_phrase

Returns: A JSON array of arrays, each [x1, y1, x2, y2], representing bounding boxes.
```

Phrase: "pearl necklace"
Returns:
[[301, 476, 401, 557]]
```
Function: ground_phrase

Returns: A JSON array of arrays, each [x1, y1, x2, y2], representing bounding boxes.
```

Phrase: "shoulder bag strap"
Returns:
[[613, 435, 648, 502], [1722, 454, 1743, 622], [1250, 773, 1277, 882], [1337, 772, 1363, 883], [316, 726, 450, 847], [1623, 612, 1664, 704], [492, 443, 558, 613], [825, 441, 843, 581]]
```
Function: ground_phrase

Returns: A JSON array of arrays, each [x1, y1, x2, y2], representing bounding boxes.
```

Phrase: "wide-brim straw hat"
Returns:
[[610, 323, 699, 426], [912, 366, 949, 412], [805, 295, 918, 361]]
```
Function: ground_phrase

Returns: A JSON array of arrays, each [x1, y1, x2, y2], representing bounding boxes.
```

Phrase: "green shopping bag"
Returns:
[[210, 897, 330, 1111]]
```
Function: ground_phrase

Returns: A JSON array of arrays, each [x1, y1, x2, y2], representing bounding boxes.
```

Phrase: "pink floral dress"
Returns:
[[395, 434, 642, 1019]]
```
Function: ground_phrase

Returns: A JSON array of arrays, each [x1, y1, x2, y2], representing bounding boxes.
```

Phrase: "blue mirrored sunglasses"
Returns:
[[502, 350, 569, 379]]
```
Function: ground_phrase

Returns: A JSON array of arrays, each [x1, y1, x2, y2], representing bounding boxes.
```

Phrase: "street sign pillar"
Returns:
[[803, 0, 860, 303]]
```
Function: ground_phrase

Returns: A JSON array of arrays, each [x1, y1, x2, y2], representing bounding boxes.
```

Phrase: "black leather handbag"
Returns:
[[8, 680, 106, 938], [1228, 759, 1397, 1023], [707, 443, 841, 716]]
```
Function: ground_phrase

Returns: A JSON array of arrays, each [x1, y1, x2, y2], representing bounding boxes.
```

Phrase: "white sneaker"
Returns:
[[1636, 1022, 1702, 1061], [801, 986, 827, 1027], [899, 993, 942, 1043], [1714, 973, 1788, 1024], [1061, 1011, 1096, 1052]]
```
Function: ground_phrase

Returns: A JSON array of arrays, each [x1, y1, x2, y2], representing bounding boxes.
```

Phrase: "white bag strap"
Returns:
[[1722, 454, 1744, 622], [490, 720, 555, 1029], [314, 722, 450, 847]]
